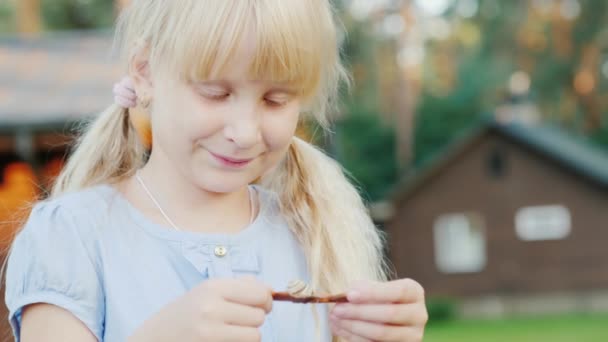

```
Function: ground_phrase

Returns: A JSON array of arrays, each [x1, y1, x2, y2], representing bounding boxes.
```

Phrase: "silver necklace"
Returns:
[[135, 170, 255, 231]]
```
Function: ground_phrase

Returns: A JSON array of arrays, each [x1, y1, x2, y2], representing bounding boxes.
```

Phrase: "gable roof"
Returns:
[[0, 30, 121, 130], [495, 121, 608, 185], [390, 119, 608, 205]]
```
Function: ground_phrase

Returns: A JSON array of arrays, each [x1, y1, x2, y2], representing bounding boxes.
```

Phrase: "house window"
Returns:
[[486, 145, 508, 179], [515, 205, 571, 241], [433, 213, 486, 274]]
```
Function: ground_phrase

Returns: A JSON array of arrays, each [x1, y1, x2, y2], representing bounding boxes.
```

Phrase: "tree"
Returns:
[[41, 0, 115, 30]]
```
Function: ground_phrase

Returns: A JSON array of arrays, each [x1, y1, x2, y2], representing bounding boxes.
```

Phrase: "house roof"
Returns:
[[0, 30, 122, 130], [495, 121, 608, 185], [389, 119, 608, 205]]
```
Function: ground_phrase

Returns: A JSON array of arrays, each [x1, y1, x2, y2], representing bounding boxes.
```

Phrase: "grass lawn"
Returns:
[[424, 314, 608, 342]]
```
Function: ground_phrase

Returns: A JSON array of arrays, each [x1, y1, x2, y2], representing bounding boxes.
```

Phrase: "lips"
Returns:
[[210, 152, 254, 163], [208, 151, 256, 168]]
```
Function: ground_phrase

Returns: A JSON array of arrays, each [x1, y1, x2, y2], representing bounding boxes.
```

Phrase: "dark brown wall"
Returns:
[[0, 137, 15, 155], [388, 133, 608, 298]]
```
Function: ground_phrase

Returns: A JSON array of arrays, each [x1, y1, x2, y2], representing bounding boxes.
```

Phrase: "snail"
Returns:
[[272, 280, 347, 303], [286, 280, 314, 298]]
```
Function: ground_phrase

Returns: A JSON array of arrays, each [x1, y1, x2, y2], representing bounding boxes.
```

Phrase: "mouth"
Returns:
[[209, 151, 255, 168]]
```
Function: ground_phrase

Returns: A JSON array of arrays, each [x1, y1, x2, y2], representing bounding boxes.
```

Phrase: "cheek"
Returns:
[[155, 88, 221, 143], [262, 109, 300, 151]]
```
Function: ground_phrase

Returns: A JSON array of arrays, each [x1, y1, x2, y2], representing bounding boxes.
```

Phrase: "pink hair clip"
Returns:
[[113, 76, 137, 108]]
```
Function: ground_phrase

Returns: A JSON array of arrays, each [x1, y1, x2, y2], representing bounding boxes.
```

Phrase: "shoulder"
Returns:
[[8, 185, 115, 276], [39, 184, 116, 217], [26, 184, 117, 232], [4, 187, 109, 342]]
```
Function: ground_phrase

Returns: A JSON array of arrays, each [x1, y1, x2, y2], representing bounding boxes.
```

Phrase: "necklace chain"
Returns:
[[135, 170, 255, 232]]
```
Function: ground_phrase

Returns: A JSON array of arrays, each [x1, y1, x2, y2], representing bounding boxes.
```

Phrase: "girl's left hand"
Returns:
[[329, 278, 428, 342]]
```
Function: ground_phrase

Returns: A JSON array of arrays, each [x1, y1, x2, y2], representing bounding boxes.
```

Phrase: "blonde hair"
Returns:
[[49, 1, 387, 340]]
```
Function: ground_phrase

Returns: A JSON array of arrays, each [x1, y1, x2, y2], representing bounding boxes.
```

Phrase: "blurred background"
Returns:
[[1, 0, 608, 341]]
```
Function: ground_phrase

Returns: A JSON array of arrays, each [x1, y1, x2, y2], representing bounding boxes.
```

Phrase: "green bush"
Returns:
[[333, 110, 398, 202], [426, 297, 458, 324], [42, 0, 114, 30]]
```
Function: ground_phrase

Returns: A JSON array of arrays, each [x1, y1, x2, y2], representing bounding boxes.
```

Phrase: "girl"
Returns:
[[4, 1, 427, 341]]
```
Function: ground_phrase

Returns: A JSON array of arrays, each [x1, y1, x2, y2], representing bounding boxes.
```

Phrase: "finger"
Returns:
[[218, 301, 268, 328], [213, 277, 273, 313], [209, 324, 262, 342], [332, 317, 423, 342], [347, 279, 425, 304], [331, 303, 427, 326], [330, 321, 372, 342]]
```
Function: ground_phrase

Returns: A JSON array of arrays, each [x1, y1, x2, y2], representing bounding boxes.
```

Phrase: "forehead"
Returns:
[[195, 40, 303, 95], [155, 1, 328, 98], [207, 30, 258, 80]]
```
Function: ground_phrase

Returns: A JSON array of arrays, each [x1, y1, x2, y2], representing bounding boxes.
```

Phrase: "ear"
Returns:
[[128, 44, 153, 97]]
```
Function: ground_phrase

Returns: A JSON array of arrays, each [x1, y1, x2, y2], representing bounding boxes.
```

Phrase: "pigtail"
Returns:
[[262, 137, 388, 342], [51, 104, 146, 197], [263, 137, 388, 292]]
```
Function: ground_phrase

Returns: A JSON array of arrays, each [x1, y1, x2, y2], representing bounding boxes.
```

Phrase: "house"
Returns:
[[0, 31, 120, 337], [384, 119, 608, 318], [0, 30, 120, 149], [1, 0, 128, 334], [0, 30, 120, 231]]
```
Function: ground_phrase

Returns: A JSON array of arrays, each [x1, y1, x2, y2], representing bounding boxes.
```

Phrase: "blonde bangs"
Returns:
[[248, 0, 326, 99], [157, 1, 336, 102], [117, 0, 346, 127]]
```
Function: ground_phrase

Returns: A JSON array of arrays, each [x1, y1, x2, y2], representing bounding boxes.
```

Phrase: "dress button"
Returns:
[[214, 245, 227, 257]]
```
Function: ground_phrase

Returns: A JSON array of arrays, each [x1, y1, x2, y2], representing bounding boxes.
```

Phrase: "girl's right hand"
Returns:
[[128, 276, 273, 342]]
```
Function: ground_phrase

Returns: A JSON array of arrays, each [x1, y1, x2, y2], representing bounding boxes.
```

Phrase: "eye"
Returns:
[[205, 92, 230, 101], [264, 92, 292, 108], [264, 97, 288, 107], [194, 83, 231, 101]]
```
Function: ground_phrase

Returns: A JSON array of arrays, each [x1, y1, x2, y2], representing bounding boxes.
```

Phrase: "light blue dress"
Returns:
[[5, 184, 331, 341]]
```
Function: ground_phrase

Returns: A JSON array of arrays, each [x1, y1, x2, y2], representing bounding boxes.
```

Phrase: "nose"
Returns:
[[224, 105, 263, 149]]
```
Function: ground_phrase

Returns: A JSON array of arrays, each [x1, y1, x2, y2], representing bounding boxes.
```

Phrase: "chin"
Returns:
[[194, 173, 256, 194]]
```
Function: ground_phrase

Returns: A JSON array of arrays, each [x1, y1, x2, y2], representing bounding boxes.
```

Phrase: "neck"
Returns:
[[125, 149, 254, 234]]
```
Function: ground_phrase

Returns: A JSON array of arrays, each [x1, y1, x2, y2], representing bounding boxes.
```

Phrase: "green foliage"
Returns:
[[41, 0, 114, 30], [333, 19, 400, 201], [590, 123, 608, 150], [426, 297, 458, 324], [414, 0, 608, 164], [0, 3, 15, 33], [425, 313, 608, 342], [334, 108, 398, 201], [414, 49, 509, 165], [0, 0, 114, 33]]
